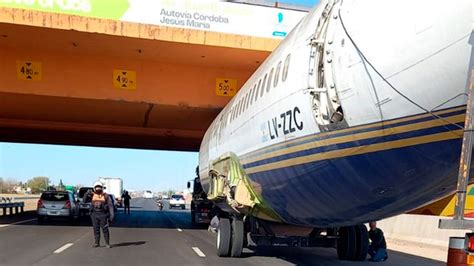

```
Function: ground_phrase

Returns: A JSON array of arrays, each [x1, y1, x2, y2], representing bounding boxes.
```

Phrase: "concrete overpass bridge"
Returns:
[[0, 1, 306, 151]]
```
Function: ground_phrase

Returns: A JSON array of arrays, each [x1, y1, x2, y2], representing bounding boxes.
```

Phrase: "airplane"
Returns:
[[197, 0, 473, 260]]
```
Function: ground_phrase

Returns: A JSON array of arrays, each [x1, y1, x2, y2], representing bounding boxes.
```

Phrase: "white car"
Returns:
[[37, 191, 79, 224], [143, 190, 153, 199], [169, 195, 185, 209]]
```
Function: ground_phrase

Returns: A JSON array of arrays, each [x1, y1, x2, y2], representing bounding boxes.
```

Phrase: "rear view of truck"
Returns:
[[99, 177, 123, 208], [188, 172, 214, 226]]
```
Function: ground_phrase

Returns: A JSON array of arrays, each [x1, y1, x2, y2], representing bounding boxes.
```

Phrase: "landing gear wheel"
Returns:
[[217, 217, 231, 257], [354, 224, 369, 261], [337, 226, 357, 260], [230, 217, 244, 257]]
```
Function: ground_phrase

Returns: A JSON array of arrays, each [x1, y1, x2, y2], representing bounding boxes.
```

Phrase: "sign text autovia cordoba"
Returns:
[[160, 9, 229, 29]]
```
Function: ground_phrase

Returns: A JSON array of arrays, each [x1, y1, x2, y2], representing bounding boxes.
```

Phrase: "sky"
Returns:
[[0, 142, 198, 192]]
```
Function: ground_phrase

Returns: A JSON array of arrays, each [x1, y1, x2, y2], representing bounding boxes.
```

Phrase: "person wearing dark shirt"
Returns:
[[122, 190, 131, 215], [368, 221, 388, 262]]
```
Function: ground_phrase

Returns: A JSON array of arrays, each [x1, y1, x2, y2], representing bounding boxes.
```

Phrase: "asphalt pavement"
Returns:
[[0, 198, 444, 266]]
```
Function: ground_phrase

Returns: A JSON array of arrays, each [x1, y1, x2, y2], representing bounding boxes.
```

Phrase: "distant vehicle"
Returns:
[[169, 194, 185, 209], [78, 187, 93, 216], [143, 190, 153, 199], [37, 191, 79, 224], [98, 177, 123, 207]]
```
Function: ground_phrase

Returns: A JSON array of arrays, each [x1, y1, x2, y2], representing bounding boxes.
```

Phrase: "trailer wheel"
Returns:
[[337, 226, 357, 260], [217, 217, 231, 257], [230, 217, 244, 257], [354, 224, 369, 261]]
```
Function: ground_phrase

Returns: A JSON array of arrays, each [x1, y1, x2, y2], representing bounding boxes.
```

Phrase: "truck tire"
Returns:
[[37, 216, 44, 225], [337, 226, 357, 260], [354, 224, 369, 261], [230, 217, 244, 257], [217, 217, 231, 257]]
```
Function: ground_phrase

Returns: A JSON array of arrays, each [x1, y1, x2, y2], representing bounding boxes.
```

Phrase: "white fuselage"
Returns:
[[199, 0, 473, 226]]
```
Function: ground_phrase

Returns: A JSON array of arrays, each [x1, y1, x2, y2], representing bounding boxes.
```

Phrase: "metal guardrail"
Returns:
[[0, 200, 25, 216]]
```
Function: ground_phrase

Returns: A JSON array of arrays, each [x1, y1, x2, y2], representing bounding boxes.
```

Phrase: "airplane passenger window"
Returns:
[[250, 84, 256, 105], [254, 79, 261, 102], [274, 61, 282, 88], [242, 93, 248, 112], [235, 100, 242, 119], [267, 68, 274, 92], [231, 106, 236, 121], [260, 74, 267, 98], [244, 92, 250, 110], [239, 97, 244, 116], [282, 54, 291, 82]]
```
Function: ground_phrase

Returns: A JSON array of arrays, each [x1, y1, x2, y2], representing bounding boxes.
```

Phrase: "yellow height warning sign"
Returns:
[[16, 61, 42, 81], [113, 69, 136, 90], [216, 78, 237, 97]]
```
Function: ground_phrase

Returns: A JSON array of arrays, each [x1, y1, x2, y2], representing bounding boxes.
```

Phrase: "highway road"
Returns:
[[0, 198, 444, 266]]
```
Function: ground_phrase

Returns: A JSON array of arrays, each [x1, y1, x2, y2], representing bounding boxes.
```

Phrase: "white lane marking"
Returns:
[[177, 228, 183, 232], [192, 247, 206, 258], [0, 218, 37, 228], [53, 243, 74, 254]]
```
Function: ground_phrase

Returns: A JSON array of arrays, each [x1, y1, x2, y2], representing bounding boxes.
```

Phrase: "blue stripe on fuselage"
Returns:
[[241, 107, 465, 163], [243, 122, 463, 169], [246, 137, 462, 227]]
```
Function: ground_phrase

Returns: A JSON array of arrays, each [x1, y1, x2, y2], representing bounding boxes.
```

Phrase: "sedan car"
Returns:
[[37, 191, 79, 224], [169, 194, 186, 209]]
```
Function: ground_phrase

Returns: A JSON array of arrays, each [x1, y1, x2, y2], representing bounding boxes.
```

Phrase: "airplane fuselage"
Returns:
[[199, 0, 473, 227]]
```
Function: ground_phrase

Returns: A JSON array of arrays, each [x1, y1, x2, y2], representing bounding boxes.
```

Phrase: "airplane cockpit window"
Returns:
[[267, 68, 274, 92], [274, 61, 282, 88], [283, 54, 291, 82]]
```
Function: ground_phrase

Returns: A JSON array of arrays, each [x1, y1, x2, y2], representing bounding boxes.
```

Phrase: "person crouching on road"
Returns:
[[368, 221, 388, 262], [85, 181, 114, 248]]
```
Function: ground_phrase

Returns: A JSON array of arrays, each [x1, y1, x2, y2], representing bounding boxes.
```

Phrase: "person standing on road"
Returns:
[[85, 181, 114, 248], [368, 221, 388, 262], [122, 190, 131, 215]]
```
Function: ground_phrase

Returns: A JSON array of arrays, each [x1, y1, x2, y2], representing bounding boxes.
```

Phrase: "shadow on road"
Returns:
[[240, 246, 444, 266], [112, 241, 147, 248]]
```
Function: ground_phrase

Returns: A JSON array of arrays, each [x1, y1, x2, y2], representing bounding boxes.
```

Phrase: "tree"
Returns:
[[0, 178, 19, 194], [57, 179, 65, 190], [28, 177, 50, 194]]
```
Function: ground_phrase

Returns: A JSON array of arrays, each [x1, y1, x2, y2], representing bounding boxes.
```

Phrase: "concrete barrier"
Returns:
[[377, 214, 470, 248]]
